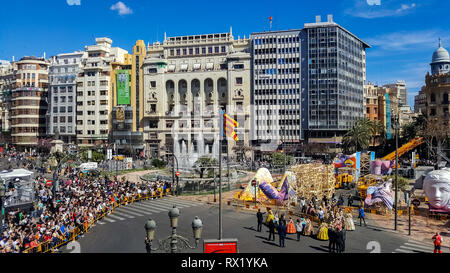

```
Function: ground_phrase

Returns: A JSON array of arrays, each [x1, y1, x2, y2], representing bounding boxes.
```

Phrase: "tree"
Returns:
[[342, 118, 385, 154], [193, 156, 218, 178], [271, 152, 294, 167]]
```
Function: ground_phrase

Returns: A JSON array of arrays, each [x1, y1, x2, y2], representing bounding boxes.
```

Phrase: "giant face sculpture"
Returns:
[[423, 168, 450, 212]]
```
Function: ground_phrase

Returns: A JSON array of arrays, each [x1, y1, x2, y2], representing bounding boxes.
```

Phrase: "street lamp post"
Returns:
[[144, 206, 202, 253], [394, 112, 399, 231], [0, 182, 5, 233]]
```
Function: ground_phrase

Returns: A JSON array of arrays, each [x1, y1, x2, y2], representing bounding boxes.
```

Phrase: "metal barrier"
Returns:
[[22, 190, 172, 253]]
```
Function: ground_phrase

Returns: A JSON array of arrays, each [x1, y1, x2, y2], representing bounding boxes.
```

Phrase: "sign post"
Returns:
[[203, 239, 238, 253]]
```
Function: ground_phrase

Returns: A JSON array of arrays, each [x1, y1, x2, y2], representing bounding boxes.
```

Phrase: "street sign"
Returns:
[[412, 199, 420, 207], [203, 239, 238, 253], [251, 180, 257, 187]]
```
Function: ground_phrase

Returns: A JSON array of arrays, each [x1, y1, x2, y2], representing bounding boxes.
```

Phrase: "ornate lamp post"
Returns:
[[0, 182, 5, 232], [144, 205, 202, 253]]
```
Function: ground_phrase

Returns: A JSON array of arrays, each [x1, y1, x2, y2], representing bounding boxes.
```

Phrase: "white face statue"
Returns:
[[423, 169, 450, 212]]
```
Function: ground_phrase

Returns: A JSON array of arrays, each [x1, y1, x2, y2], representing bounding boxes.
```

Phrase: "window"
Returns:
[[150, 81, 156, 88], [195, 48, 200, 55], [68, 116, 72, 123], [233, 64, 244, 70], [53, 117, 57, 123], [236, 77, 243, 85], [202, 47, 206, 54], [60, 116, 66, 123], [215, 47, 219, 53], [60, 107, 66, 113], [53, 107, 58, 113], [221, 46, 226, 53], [208, 47, 213, 54], [68, 106, 73, 112]]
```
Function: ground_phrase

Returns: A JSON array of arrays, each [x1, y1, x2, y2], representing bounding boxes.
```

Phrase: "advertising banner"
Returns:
[[117, 70, 131, 105], [204, 239, 238, 253]]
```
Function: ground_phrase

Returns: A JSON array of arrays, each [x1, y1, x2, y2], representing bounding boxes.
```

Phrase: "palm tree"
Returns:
[[342, 118, 377, 154]]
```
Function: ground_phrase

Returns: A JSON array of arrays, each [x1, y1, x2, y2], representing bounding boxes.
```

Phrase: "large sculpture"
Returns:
[[423, 168, 450, 213], [259, 171, 296, 202], [364, 179, 394, 210]]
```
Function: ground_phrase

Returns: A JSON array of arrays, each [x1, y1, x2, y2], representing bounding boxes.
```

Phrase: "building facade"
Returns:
[[303, 15, 370, 145], [47, 51, 86, 144], [250, 30, 303, 156], [414, 86, 426, 114], [10, 57, 50, 147], [110, 41, 146, 156], [0, 60, 15, 135], [75, 38, 128, 147], [364, 82, 379, 121], [384, 80, 408, 107], [425, 41, 450, 124], [142, 31, 251, 162]]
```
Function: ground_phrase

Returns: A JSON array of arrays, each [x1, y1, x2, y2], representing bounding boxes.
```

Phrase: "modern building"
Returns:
[[10, 56, 50, 148], [75, 38, 128, 147], [110, 40, 146, 156], [302, 15, 370, 146], [47, 51, 86, 144], [414, 86, 426, 114], [250, 30, 303, 158], [142, 31, 251, 163], [384, 80, 408, 107], [425, 40, 450, 125]]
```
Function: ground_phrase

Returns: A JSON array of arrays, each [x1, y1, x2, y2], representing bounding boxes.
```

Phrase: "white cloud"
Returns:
[[367, 0, 381, 5], [348, 1, 417, 19], [365, 30, 447, 51], [110, 1, 133, 15], [66, 0, 81, 5]]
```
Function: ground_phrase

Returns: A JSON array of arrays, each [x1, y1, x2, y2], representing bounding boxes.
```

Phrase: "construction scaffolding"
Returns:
[[290, 163, 335, 200]]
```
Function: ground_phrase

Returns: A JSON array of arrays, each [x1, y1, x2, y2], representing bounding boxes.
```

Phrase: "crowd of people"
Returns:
[[256, 193, 358, 253], [0, 165, 173, 253]]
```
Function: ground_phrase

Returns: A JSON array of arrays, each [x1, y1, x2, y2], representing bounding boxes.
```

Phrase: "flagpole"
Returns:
[[227, 140, 230, 191], [219, 110, 223, 240]]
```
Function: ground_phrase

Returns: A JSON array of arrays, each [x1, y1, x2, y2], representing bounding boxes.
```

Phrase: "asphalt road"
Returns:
[[60, 196, 435, 253]]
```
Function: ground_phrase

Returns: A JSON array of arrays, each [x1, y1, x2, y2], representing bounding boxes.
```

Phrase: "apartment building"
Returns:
[[0, 60, 15, 134], [250, 30, 303, 157], [364, 83, 379, 121], [142, 31, 251, 161], [384, 80, 408, 107], [48, 51, 86, 144], [75, 38, 128, 147], [10, 56, 50, 147]]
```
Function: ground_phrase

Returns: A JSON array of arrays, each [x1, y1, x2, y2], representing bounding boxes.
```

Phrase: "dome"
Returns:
[[432, 40, 450, 63]]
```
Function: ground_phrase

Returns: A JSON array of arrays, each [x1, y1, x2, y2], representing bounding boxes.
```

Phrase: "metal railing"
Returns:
[[22, 189, 172, 253]]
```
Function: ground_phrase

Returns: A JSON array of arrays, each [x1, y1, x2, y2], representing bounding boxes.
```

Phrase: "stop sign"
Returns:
[[46, 180, 52, 187], [176, 171, 180, 177], [251, 180, 257, 187]]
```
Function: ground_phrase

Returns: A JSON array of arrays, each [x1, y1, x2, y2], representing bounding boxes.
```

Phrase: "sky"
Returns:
[[0, 0, 449, 108]]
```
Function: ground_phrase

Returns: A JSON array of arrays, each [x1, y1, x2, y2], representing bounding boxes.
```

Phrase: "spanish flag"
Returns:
[[223, 111, 239, 141]]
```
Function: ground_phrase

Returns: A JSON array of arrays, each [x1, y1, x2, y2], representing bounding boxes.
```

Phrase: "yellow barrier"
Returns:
[[22, 191, 171, 253]]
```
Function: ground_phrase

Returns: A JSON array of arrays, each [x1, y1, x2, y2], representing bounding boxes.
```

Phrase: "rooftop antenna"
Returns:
[[439, 37, 442, 47], [269, 15, 273, 31]]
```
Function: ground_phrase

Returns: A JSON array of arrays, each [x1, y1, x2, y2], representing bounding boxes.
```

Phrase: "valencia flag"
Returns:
[[222, 111, 239, 141]]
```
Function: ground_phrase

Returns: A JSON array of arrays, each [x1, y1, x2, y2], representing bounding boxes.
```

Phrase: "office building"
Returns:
[[48, 51, 86, 144], [250, 30, 303, 158], [303, 15, 370, 145]]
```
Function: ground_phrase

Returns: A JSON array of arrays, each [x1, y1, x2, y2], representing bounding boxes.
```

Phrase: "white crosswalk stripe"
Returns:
[[154, 199, 197, 208], [107, 214, 126, 221], [131, 203, 171, 212], [138, 200, 188, 210], [124, 204, 166, 214], [392, 240, 435, 253], [114, 208, 145, 217], [111, 210, 135, 219], [90, 197, 204, 225]]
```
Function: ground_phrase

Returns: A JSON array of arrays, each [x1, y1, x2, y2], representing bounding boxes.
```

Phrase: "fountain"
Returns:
[[174, 134, 219, 171]]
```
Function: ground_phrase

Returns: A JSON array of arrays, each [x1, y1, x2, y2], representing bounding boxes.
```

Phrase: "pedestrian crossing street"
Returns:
[[95, 197, 201, 225], [392, 239, 435, 253]]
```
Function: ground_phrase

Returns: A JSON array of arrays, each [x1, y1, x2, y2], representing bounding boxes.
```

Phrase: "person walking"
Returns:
[[295, 219, 303, 241], [432, 232, 443, 253], [358, 206, 367, 227], [256, 209, 265, 232], [278, 221, 287, 248], [347, 194, 353, 207], [268, 219, 276, 241], [328, 227, 336, 253]]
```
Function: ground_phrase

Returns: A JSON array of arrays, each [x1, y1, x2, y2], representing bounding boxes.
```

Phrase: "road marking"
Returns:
[[404, 242, 434, 252], [164, 197, 201, 206], [103, 218, 116, 223], [154, 199, 197, 208], [114, 208, 146, 217], [393, 248, 412, 253], [97, 221, 106, 225], [111, 211, 135, 218], [107, 214, 126, 221], [123, 204, 166, 214], [139, 201, 190, 210]]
